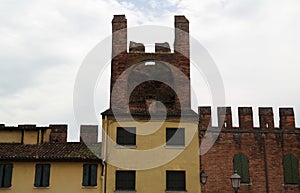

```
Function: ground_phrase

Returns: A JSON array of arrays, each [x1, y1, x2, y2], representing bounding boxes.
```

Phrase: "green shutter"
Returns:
[[34, 164, 42, 187], [0, 165, 4, 187], [234, 153, 250, 183], [82, 164, 90, 186], [42, 164, 50, 187], [291, 156, 299, 184], [3, 164, 12, 187], [284, 154, 299, 184], [90, 164, 98, 186], [240, 154, 250, 183]]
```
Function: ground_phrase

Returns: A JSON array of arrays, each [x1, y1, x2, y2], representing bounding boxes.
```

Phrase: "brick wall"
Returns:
[[199, 107, 300, 193]]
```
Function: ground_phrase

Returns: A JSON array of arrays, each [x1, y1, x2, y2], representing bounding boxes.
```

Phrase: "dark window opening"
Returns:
[[0, 164, 13, 188], [166, 171, 186, 191], [166, 128, 185, 146], [233, 153, 250, 183], [116, 171, 135, 191], [34, 164, 50, 187], [82, 164, 98, 187], [117, 127, 136, 146]]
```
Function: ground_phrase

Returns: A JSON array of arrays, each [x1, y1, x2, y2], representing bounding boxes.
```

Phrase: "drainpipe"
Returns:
[[102, 160, 107, 193], [262, 133, 270, 193], [102, 116, 109, 193]]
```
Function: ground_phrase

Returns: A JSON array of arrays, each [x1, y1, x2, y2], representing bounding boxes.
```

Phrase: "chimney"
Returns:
[[80, 125, 98, 144], [19, 124, 38, 144], [174, 15, 189, 57], [49, 124, 67, 143], [259, 107, 274, 129], [112, 15, 127, 57]]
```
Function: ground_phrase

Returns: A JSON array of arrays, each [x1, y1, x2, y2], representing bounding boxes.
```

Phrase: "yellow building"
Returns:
[[0, 124, 102, 193]]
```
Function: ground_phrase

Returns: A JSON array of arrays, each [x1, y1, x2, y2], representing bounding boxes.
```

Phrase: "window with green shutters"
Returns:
[[82, 164, 98, 187], [0, 164, 13, 188], [34, 164, 50, 187], [284, 154, 299, 185], [233, 153, 250, 183]]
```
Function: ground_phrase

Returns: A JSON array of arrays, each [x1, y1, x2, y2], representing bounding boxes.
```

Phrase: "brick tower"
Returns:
[[108, 14, 193, 117], [101, 15, 200, 193]]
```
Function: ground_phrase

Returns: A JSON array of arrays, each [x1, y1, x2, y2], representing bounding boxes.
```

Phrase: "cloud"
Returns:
[[1, 0, 300, 140]]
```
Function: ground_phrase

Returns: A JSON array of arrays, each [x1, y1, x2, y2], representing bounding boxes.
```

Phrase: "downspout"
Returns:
[[262, 133, 270, 193], [102, 115, 109, 193]]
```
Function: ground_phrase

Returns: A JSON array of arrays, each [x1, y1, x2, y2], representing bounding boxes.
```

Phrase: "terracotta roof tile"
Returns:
[[0, 142, 101, 161]]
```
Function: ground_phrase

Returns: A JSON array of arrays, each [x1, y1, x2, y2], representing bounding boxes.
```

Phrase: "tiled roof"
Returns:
[[0, 142, 101, 161]]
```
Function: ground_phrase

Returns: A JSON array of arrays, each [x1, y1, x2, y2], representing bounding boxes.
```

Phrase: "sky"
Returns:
[[0, 0, 300, 141]]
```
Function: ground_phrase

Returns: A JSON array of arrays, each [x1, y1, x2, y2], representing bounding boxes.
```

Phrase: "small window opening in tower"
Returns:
[[144, 43, 155, 52], [224, 122, 227, 128], [145, 61, 156, 66], [266, 123, 269, 128]]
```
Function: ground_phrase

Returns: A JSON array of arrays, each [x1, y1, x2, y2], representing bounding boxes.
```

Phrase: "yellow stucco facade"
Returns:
[[0, 130, 21, 143], [102, 118, 201, 193], [0, 162, 102, 193]]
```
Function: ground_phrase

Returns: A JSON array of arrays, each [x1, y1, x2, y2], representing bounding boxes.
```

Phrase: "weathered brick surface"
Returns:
[[49, 124, 67, 143], [199, 107, 300, 193], [109, 15, 191, 115]]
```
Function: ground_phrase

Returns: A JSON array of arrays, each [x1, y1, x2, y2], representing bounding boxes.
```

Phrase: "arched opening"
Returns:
[[127, 61, 177, 113]]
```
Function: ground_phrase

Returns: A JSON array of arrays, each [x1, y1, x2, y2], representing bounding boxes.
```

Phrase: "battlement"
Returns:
[[198, 106, 298, 130], [111, 14, 189, 55], [109, 15, 191, 115]]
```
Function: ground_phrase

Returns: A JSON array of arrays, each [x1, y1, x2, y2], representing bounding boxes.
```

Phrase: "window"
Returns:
[[0, 164, 13, 188], [34, 164, 50, 187], [166, 171, 186, 191], [82, 164, 98, 187], [166, 128, 185, 146], [117, 127, 136, 146], [284, 154, 299, 184], [115, 171, 135, 191], [233, 153, 250, 183]]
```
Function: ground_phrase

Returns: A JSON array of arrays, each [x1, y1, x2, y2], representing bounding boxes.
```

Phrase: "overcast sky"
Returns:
[[1, 0, 300, 141]]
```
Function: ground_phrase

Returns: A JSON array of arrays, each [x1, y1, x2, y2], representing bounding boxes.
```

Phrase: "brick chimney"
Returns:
[[49, 124, 67, 143]]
